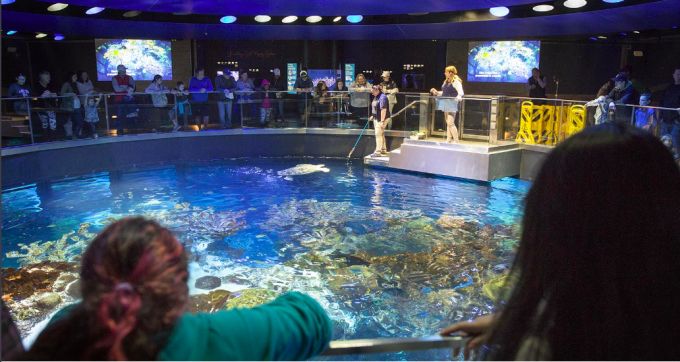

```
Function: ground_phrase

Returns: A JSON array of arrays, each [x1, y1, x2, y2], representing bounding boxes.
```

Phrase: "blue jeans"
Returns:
[[217, 100, 233, 127], [660, 121, 680, 155]]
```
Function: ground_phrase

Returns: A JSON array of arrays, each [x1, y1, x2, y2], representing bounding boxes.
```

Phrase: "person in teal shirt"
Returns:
[[22, 217, 332, 361]]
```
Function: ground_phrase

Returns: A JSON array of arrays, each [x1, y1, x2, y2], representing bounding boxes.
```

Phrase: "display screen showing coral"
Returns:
[[467, 40, 541, 83], [95, 39, 173, 81]]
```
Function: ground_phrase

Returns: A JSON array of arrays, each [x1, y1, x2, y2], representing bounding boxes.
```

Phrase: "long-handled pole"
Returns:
[[346, 100, 428, 159], [347, 119, 371, 158]]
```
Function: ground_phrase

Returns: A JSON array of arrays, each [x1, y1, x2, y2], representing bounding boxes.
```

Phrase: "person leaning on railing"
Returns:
[[7, 73, 31, 115], [21, 217, 332, 361], [441, 123, 680, 360]]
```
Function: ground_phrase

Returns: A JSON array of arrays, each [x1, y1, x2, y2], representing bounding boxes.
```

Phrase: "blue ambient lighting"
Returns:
[[6, 30, 17, 35], [346, 15, 363, 23], [602, 0, 624, 3], [1, 0, 16, 4], [220, 16, 237, 24], [54, 34, 65, 41], [85, 7, 105, 15]]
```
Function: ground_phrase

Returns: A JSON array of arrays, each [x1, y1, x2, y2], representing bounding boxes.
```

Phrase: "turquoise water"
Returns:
[[2, 157, 529, 358]]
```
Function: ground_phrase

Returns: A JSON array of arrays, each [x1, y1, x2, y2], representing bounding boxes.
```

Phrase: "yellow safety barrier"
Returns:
[[516, 101, 543, 144], [517, 101, 587, 146], [564, 104, 586, 140]]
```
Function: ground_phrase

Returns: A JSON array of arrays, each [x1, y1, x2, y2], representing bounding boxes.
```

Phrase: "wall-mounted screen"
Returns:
[[95, 39, 173, 81], [344, 64, 355, 87], [467, 40, 540, 83], [307, 69, 336, 90], [286, 63, 298, 94]]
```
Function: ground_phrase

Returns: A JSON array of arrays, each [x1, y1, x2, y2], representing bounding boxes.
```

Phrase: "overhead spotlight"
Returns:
[[333, 16, 342, 22], [346, 15, 363, 23], [220, 16, 237, 24], [1, 0, 16, 4], [564, 0, 587, 8], [597, 35, 607, 39], [85, 7, 105, 15], [489, 6, 510, 17], [35, 32, 48, 38], [254, 15, 271, 23], [47, 3, 68, 12], [6, 30, 17, 35], [123, 10, 141, 17], [589, 36, 598, 41], [54, 34, 64, 41], [282, 16, 298, 23], [532, 4, 555, 12], [632, 30, 640, 34], [602, 0, 624, 3], [306, 16, 322, 23]]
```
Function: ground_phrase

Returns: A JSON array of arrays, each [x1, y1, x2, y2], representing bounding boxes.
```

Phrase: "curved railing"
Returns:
[[321, 335, 468, 357]]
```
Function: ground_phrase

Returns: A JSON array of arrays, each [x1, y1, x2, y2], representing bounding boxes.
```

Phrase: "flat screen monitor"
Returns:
[[401, 73, 425, 91], [95, 39, 173, 81], [467, 40, 540, 83], [308, 69, 336, 90]]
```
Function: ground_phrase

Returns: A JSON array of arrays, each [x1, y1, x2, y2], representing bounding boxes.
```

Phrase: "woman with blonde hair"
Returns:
[[430, 65, 464, 143]]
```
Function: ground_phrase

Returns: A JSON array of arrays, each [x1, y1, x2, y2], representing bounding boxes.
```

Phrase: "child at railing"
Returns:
[[258, 79, 273, 127], [173, 81, 191, 129], [634, 92, 656, 131], [83, 95, 101, 139]]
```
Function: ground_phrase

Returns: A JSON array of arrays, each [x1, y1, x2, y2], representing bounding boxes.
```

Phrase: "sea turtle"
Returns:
[[276, 164, 330, 181]]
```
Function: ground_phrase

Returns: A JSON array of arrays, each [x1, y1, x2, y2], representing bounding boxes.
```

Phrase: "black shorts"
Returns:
[[192, 102, 209, 117]]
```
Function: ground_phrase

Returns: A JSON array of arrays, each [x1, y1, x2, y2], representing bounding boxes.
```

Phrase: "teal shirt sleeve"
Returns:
[[159, 291, 332, 361]]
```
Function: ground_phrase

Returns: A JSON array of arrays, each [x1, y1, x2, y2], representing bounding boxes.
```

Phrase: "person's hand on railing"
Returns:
[[440, 313, 496, 358]]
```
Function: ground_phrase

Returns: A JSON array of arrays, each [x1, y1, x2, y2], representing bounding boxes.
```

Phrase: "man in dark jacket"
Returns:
[[270, 68, 286, 123], [215, 67, 237, 128], [660, 67, 680, 155]]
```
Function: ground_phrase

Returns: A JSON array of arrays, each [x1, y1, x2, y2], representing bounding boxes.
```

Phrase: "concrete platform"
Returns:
[[364, 138, 521, 181]]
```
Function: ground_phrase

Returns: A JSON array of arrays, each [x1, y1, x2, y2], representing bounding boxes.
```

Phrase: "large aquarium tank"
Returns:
[[2, 157, 529, 359]]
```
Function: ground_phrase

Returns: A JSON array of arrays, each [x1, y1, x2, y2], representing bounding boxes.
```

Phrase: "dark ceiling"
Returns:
[[1, 0, 679, 40]]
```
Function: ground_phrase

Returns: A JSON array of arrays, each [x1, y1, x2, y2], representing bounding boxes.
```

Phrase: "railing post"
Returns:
[[488, 97, 499, 145], [630, 105, 636, 126], [26, 98, 35, 144], [104, 95, 110, 134]]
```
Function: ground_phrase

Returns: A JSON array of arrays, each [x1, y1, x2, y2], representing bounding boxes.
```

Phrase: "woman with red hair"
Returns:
[[23, 217, 332, 360]]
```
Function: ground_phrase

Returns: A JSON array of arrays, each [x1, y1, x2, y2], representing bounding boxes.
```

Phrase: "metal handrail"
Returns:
[[321, 335, 468, 356]]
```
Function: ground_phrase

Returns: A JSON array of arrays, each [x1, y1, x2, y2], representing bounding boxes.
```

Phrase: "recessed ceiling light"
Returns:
[[47, 3, 68, 12], [564, 0, 587, 8], [533, 4, 554, 12], [602, 0, 624, 3], [282, 16, 298, 23], [346, 15, 363, 23], [122, 10, 141, 18], [589, 36, 598, 41], [35, 32, 48, 38], [633, 30, 640, 34], [333, 16, 342, 22], [1, 0, 16, 5], [489, 6, 510, 17], [254, 15, 271, 23], [6, 30, 17, 35], [220, 15, 237, 24], [54, 34, 64, 41], [597, 35, 607, 39], [306, 16, 322, 23], [85, 7, 105, 15]]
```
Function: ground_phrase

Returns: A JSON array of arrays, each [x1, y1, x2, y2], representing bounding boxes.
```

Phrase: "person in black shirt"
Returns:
[[527, 68, 547, 99], [294, 70, 314, 125], [34, 70, 59, 139], [660, 67, 680, 156], [270, 68, 287, 123], [379, 71, 399, 129], [214, 67, 237, 128]]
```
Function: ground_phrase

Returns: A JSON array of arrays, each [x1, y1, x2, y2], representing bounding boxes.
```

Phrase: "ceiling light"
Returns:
[[254, 15, 271, 23], [122, 10, 141, 18], [35, 33, 48, 38], [633, 30, 640, 34], [47, 3, 68, 12], [589, 37, 598, 41], [85, 7, 105, 15], [564, 0, 587, 8], [6, 30, 17, 35], [1, 0, 16, 5], [532, 4, 554, 12], [220, 16, 237, 23], [602, 0, 624, 3], [489, 6, 510, 17], [597, 35, 607, 39], [306, 16, 322, 23], [333, 16, 342, 22], [282, 16, 298, 23], [54, 34, 64, 41], [346, 15, 363, 23]]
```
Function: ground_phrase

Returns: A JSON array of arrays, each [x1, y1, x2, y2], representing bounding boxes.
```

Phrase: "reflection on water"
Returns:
[[2, 158, 529, 358]]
